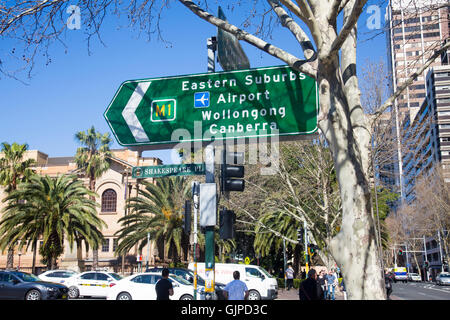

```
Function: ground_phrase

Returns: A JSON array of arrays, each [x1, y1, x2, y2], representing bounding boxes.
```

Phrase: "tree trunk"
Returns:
[[6, 247, 14, 269], [93, 249, 99, 270], [318, 57, 385, 299], [32, 240, 37, 274]]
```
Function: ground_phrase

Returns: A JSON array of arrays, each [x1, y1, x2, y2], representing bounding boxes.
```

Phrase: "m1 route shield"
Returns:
[[104, 65, 318, 149]]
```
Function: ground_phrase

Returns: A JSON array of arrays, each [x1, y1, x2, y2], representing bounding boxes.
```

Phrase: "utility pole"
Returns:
[[304, 221, 309, 274], [438, 230, 444, 273]]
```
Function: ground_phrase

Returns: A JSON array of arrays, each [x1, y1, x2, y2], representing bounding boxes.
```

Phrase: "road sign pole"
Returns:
[[205, 39, 217, 300], [283, 238, 287, 289], [192, 182, 200, 300]]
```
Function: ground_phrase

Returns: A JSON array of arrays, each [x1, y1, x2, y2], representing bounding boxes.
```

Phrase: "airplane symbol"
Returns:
[[194, 92, 210, 108]]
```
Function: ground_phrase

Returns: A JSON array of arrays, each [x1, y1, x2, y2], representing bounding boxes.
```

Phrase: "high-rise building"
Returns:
[[385, 0, 449, 201]]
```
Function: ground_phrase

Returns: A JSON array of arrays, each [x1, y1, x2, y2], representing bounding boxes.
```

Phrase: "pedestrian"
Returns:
[[223, 271, 249, 300], [316, 270, 327, 300], [299, 269, 319, 301], [340, 278, 347, 300], [384, 270, 393, 300], [325, 269, 337, 300], [155, 268, 174, 300], [285, 264, 295, 291]]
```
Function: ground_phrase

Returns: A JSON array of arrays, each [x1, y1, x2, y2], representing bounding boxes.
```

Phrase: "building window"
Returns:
[[113, 239, 118, 252], [102, 239, 110, 252], [101, 189, 117, 213]]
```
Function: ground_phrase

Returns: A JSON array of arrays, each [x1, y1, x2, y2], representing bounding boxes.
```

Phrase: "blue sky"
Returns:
[[0, 1, 388, 164]]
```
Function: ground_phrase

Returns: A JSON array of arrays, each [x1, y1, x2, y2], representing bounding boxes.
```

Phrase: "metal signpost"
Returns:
[[104, 65, 318, 148]]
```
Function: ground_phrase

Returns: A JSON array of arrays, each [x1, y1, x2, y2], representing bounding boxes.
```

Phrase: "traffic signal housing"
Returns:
[[424, 260, 429, 269], [219, 208, 235, 239], [220, 150, 245, 193], [182, 200, 191, 235], [398, 249, 403, 255], [308, 244, 319, 257], [297, 228, 304, 244]]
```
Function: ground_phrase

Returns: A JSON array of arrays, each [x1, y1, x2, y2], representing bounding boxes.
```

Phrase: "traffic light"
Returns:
[[297, 228, 304, 244], [220, 150, 245, 193], [308, 244, 319, 257], [219, 208, 235, 239], [182, 200, 191, 235], [398, 249, 403, 255], [424, 260, 429, 269]]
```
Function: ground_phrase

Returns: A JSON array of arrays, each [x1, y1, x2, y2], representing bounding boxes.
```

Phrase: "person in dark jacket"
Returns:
[[299, 269, 319, 300], [384, 270, 393, 300], [316, 270, 327, 300]]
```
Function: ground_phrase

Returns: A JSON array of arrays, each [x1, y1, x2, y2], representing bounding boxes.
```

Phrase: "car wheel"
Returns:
[[180, 294, 193, 300], [117, 292, 132, 300], [247, 290, 261, 300], [68, 286, 80, 299], [25, 289, 41, 300]]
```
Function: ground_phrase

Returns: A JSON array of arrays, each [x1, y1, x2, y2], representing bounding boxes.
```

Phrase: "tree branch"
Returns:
[[328, 0, 367, 57], [178, 0, 317, 77], [267, 0, 316, 61]]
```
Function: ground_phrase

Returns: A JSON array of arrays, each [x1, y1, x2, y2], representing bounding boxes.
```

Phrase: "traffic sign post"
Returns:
[[104, 65, 318, 149]]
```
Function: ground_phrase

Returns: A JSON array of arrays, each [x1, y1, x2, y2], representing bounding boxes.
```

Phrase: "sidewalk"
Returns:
[[276, 288, 402, 300], [276, 288, 344, 300]]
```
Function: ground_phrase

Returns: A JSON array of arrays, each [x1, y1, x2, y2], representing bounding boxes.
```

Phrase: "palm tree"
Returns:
[[0, 142, 35, 268], [74, 126, 112, 269], [0, 175, 106, 269], [115, 177, 191, 263]]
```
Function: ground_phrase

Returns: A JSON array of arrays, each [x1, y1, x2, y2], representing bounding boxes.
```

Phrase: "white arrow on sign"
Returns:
[[121, 81, 151, 142]]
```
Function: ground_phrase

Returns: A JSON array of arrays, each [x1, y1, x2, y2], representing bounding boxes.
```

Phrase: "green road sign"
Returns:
[[104, 65, 318, 148], [132, 163, 205, 179], [217, 6, 250, 71]]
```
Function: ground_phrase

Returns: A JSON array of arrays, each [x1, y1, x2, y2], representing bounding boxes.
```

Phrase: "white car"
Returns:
[[436, 272, 450, 286], [407, 273, 421, 282], [106, 272, 196, 300], [65, 271, 123, 299], [38, 270, 78, 285]]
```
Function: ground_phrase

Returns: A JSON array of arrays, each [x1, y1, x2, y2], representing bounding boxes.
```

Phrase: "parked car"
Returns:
[[38, 270, 78, 285], [436, 272, 450, 286], [106, 272, 195, 300], [407, 273, 421, 282], [65, 271, 122, 299], [0, 270, 68, 300], [146, 267, 226, 300]]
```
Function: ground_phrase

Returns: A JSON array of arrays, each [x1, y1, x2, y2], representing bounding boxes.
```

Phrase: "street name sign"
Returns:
[[132, 163, 205, 179], [104, 65, 318, 149]]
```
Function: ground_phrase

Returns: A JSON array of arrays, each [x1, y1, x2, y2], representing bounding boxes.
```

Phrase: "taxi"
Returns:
[[65, 271, 122, 299]]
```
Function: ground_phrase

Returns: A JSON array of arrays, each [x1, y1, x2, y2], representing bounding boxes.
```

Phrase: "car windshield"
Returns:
[[440, 274, 450, 278], [410, 273, 418, 276], [171, 275, 192, 286], [108, 273, 123, 280], [187, 269, 206, 286], [13, 272, 40, 282], [258, 267, 273, 278]]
